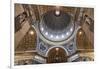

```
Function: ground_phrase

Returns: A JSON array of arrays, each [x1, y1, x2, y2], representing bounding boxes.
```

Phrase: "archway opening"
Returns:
[[47, 47, 67, 63]]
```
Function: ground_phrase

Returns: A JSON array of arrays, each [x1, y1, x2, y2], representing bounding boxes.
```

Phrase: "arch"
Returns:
[[16, 26, 37, 51], [46, 46, 68, 57], [76, 28, 93, 49], [46, 46, 68, 63], [26, 26, 37, 49]]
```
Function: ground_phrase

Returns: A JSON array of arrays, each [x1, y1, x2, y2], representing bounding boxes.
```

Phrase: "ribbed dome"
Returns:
[[39, 10, 74, 42], [43, 10, 71, 31]]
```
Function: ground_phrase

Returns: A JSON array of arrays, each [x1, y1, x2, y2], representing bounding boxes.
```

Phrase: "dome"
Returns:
[[43, 10, 71, 31], [39, 10, 74, 42]]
